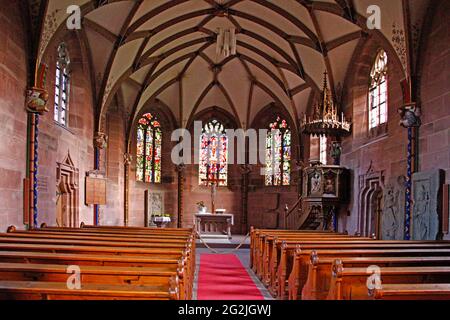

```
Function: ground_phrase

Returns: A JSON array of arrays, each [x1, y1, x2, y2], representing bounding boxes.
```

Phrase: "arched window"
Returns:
[[369, 50, 388, 130], [199, 120, 228, 187], [265, 116, 291, 186], [136, 113, 162, 184], [54, 43, 71, 126]]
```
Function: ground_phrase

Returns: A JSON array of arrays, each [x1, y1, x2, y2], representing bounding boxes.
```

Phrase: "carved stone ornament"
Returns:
[[26, 87, 49, 114], [123, 153, 133, 166], [94, 132, 108, 149], [176, 163, 186, 173], [239, 164, 253, 175], [398, 103, 422, 128]]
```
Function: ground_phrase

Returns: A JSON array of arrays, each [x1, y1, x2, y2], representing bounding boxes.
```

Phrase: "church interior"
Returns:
[[0, 0, 449, 301]]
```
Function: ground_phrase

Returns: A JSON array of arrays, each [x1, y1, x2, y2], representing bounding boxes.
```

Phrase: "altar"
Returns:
[[194, 213, 234, 240]]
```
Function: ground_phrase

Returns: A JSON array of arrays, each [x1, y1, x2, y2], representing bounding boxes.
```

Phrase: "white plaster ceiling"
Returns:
[[37, 0, 428, 132]]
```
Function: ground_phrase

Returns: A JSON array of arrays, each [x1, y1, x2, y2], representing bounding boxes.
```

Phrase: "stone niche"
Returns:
[[412, 169, 445, 240], [381, 176, 406, 240]]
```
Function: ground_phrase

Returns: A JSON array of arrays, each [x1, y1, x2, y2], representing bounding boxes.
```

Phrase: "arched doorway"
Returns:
[[56, 153, 79, 227], [358, 166, 384, 238]]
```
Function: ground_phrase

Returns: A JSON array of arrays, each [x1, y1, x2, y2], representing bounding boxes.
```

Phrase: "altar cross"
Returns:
[[201, 164, 226, 214]]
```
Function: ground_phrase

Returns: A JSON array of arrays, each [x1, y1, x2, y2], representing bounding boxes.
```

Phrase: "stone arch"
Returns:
[[56, 152, 79, 228], [358, 167, 384, 237]]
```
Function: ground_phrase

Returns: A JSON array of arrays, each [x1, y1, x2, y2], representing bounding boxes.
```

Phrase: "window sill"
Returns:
[[361, 132, 389, 148], [54, 121, 74, 135]]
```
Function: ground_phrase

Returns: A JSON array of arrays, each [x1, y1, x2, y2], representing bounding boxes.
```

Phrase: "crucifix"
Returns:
[[201, 164, 226, 214]]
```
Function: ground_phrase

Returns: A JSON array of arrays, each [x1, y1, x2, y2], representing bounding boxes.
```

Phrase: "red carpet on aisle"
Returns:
[[197, 254, 265, 300]]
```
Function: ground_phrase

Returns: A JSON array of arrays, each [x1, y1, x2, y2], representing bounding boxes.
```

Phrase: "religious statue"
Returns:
[[324, 175, 336, 195], [330, 142, 343, 165], [123, 153, 133, 166], [197, 201, 207, 214], [398, 104, 421, 128], [26, 88, 49, 114], [413, 184, 430, 240], [94, 132, 108, 149], [311, 172, 322, 194]]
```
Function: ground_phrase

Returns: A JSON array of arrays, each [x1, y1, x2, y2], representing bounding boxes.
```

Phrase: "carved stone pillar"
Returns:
[[176, 164, 186, 228], [240, 164, 252, 233], [123, 153, 132, 227]]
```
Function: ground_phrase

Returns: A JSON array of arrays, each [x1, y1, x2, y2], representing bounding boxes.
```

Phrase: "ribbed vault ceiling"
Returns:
[[37, 0, 430, 133]]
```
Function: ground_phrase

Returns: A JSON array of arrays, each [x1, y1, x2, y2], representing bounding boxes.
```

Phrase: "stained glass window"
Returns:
[[199, 120, 228, 187], [369, 50, 388, 130], [54, 43, 70, 126], [136, 113, 162, 184], [265, 117, 291, 186]]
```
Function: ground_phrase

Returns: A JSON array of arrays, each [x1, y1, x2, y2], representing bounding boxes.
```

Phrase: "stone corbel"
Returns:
[[26, 87, 49, 114], [94, 132, 108, 150], [26, 63, 49, 115], [123, 153, 133, 166]]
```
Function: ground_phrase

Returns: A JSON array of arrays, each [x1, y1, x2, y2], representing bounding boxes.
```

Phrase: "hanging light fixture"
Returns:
[[301, 72, 352, 137], [216, 27, 237, 58]]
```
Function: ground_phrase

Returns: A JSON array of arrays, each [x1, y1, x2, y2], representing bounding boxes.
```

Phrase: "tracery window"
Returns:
[[54, 43, 71, 126], [199, 120, 228, 187], [265, 116, 291, 186], [136, 113, 162, 184], [369, 50, 388, 130]]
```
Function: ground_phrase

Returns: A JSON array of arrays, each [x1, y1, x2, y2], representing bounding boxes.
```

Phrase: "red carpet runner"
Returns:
[[197, 254, 265, 300]]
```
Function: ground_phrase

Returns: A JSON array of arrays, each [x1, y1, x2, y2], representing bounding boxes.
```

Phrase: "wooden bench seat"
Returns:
[[0, 226, 196, 300], [287, 248, 450, 300], [0, 262, 178, 287], [0, 236, 188, 249], [250, 228, 342, 271], [327, 264, 450, 300], [10, 230, 191, 241], [0, 280, 177, 300], [256, 235, 361, 280], [302, 255, 450, 300], [0, 250, 180, 267], [274, 241, 450, 299], [371, 283, 450, 300]]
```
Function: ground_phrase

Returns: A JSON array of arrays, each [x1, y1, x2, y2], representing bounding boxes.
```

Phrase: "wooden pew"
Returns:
[[0, 246, 192, 300], [0, 250, 181, 267], [10, 230, 191, 241], [370, 284, 450, 300], [0, 262, 182, 292], [0, 227, 196, 300], [302, 255, 450, 300], [257, 234, 357, 282], [277, 241, 450, 299], [250, 228, 340, 272], [327, 263, 450, 300], [287, 247, 450, 300], [0, 280, 179, 300]]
